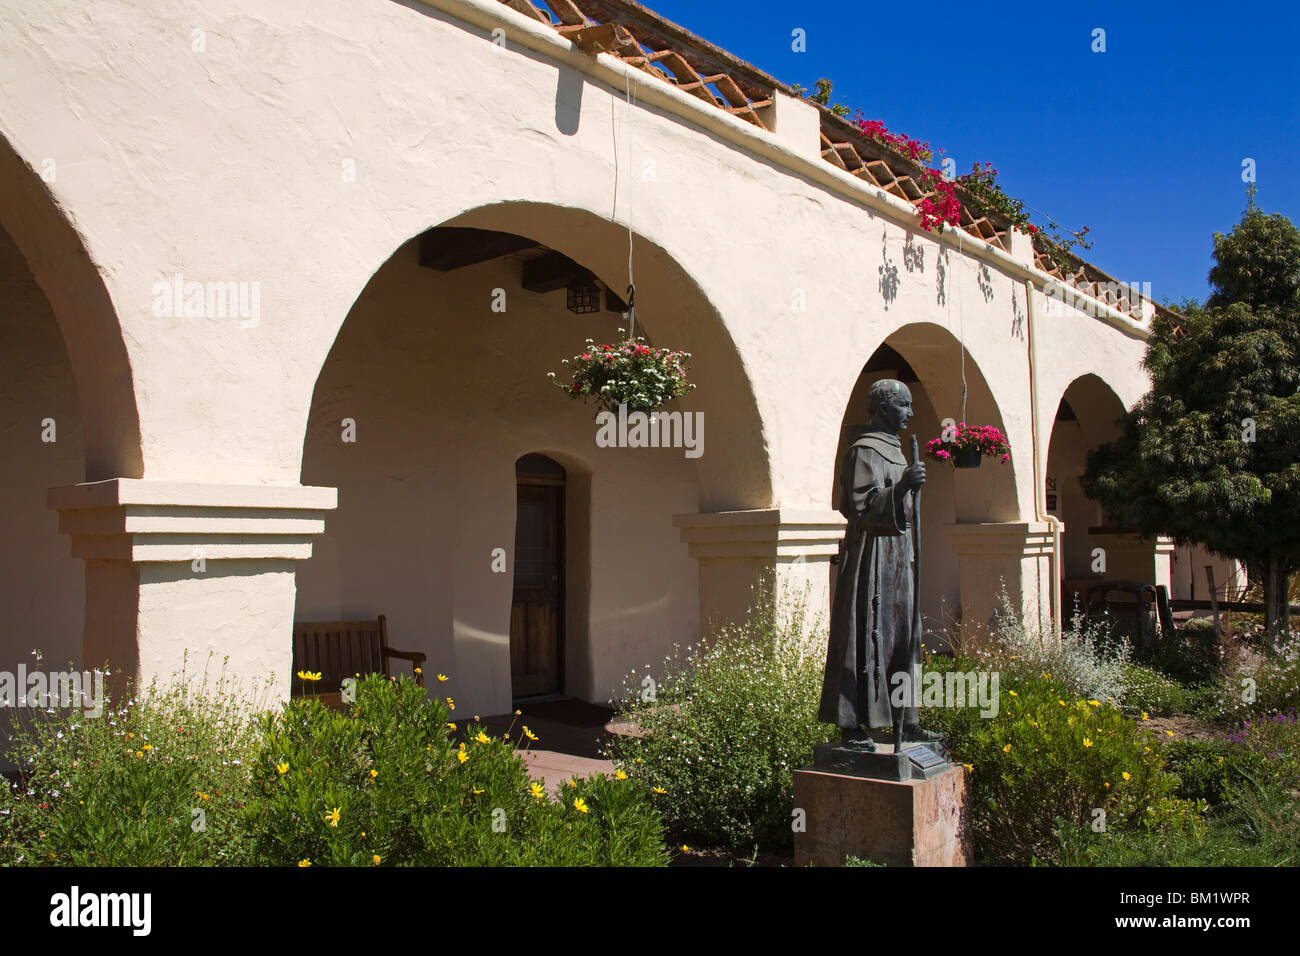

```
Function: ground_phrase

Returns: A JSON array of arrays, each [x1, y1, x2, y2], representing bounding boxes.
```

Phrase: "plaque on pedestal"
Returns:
[[813, 738, 951, 781]]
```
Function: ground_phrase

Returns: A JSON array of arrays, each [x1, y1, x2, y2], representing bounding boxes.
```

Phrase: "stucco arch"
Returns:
[[1047, 373, 1134, 607], [296, 212, 711, 711], [303, 200, 773, 512], [830, 321, 1021, 634], [1051, 373, 1128, 451], [0, 132, 141, 480], [836, 321, 1021, 522]]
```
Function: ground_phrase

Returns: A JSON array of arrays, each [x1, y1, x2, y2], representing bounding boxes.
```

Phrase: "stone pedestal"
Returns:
[[793, 763, 970, 867]]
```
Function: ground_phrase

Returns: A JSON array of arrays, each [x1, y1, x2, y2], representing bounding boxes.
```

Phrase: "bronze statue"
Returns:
[[820, 379, 940, 751]]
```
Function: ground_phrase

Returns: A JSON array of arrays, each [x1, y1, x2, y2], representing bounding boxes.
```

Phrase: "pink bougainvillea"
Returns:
[[853, 117, 933, 163]]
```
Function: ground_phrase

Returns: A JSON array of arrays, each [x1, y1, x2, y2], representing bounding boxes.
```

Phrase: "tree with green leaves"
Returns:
[[1083, 188, 1300, 640]]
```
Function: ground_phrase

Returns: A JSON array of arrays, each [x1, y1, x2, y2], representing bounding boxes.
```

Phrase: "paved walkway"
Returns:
[[481, 698, 616, 794]]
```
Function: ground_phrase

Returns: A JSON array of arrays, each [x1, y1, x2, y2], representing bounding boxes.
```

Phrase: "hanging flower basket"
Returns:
[[926, 423, 1011, 469], [548, 330, 695, 415]]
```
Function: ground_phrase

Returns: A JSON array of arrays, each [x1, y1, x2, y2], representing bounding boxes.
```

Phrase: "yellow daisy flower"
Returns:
[[475, 731, 489, 744], [652, 786, 666, 794], [573, 798, 589, 814], [529, 781, 546, 799], [323, 807, 341, 827], [1083, 738, 1093, 748], [298, 859, 312, 868]]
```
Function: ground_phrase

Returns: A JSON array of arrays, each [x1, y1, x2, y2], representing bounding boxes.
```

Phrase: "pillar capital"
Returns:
[[49, 478, 337, 562], [943, 520, 1059, 557], [673, 508, 846, 560], [943, 521, 1060, 636], [673, 509, 845, 631]]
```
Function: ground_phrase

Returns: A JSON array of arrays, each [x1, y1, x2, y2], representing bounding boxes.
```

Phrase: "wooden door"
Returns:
[[511, 457, 564, 698]]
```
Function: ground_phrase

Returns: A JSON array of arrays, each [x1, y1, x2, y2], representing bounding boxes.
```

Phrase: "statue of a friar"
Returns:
[[820, 378, 941, 751]]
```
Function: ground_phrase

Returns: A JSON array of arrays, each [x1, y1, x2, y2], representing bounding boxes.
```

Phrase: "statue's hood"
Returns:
[[852, 427, 908, 467]]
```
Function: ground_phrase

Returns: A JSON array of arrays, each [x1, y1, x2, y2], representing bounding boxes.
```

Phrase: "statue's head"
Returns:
[[866, 379, 914, 432]]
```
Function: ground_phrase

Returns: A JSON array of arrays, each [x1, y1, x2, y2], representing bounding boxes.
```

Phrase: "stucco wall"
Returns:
[[0, 0, 1160, 700], [0, 0, 1148, 503]]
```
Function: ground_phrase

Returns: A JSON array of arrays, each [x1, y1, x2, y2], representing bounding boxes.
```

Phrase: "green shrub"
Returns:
[[1224, 709, 1300, 789], [963, 592, 1131, 703], [923, 655, 1204, 866], [0, 663, 262, 866], [1160, 739, 1273, 807], [3, 665, 668, 867], [1056, 778, 1298, 866], [246, 674, 668, 866], [606, 582, 837, 854], [1120, 662, 1190, 717], [1204, 631, 1300, 721], [1140, 621, 1223, 688], [1054, 709, 1298, 865]]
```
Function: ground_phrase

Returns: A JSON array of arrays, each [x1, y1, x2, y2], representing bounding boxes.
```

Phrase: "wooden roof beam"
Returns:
[[419, 228, 539, 272], [522, 251, 593, 293]]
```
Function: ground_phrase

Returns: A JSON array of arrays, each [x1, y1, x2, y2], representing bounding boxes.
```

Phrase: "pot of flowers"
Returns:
[[925, 423, 1011, 469], [548, 330, 694, 414]]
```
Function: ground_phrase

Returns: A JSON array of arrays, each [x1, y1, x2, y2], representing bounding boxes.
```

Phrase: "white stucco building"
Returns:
[[0, 0, 1235, 729]]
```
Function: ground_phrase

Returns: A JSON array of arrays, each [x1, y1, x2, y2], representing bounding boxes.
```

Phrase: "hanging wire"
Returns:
[[624, 70, 637, 341], [954, 232, 968, 425]]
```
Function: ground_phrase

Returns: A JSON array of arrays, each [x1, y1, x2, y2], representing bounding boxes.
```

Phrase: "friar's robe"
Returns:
[[819, 427, 921, 731]]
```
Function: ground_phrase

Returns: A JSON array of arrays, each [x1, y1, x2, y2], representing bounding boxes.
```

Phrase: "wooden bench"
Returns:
[[291, 615, 426, 705]]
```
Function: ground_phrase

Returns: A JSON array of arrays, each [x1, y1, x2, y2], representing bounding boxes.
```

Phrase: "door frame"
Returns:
[[513, 457, 566, 699]]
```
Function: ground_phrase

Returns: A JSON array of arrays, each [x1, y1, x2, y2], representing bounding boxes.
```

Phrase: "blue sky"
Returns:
[[635, 0, 1299, 305]]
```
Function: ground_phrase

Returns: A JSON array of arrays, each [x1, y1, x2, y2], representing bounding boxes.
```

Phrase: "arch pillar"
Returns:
[[1084, 529, 1176, 591], [944, 521, 1058, 638], [49, 478, 336, 701], [674, 509, 845, 632]]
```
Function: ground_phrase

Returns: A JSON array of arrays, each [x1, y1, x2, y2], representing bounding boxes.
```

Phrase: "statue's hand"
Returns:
[[899, 462, 926, 493]]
